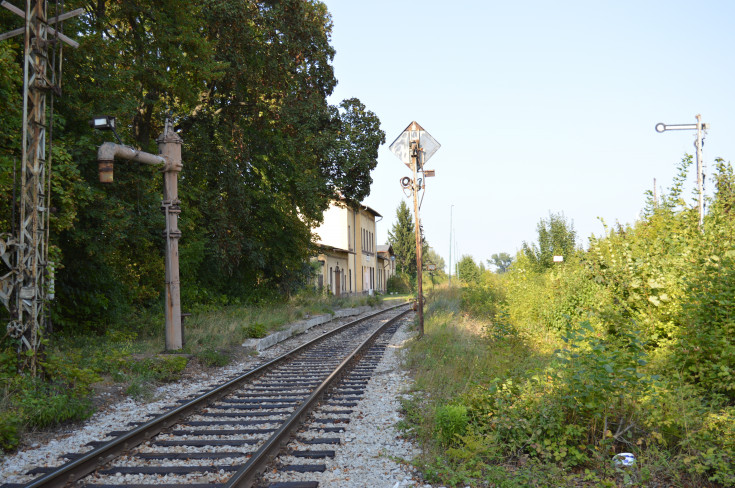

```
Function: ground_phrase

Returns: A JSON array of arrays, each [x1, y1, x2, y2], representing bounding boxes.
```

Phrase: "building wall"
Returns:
[[314, 201, 379, 295], [315, 252, 349, 296], [354, 207, 377, 294], [314, 205, 349, 250], [377, 256, 395, 293]]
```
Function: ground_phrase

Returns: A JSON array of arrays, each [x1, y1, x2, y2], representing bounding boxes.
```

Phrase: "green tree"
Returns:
[[424, 247, 446, 273], [522, 212, 577, 270], [488, 252, 513, 273], [1, 0, 387, 332], [456, 255, 481, 284], [387, 201, 416, 277], [329, 98, 386, 204]]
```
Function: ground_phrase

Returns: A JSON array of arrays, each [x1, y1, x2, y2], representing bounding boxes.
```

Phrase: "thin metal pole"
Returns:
[[653, 178, 658, 208], [448, 204, 453, 286], [411, 141, 423, 337], [695, 114, 704, 229]]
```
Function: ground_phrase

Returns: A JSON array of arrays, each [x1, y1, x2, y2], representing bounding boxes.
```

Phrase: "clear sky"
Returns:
[[323, 0, 735, 270]]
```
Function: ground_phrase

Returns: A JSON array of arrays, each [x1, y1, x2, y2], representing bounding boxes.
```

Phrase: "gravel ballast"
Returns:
[[0, 305, 440, 487]]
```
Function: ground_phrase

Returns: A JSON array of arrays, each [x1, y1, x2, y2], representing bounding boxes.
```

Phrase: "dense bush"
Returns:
[[435, 404, 469, 446], [387, 273, 413, 294], [402, 157, 735, 486], [0, 347, 98, 451]]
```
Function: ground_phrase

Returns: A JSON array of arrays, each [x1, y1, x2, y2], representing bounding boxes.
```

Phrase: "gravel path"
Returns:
[[0, 305, 441, 487]]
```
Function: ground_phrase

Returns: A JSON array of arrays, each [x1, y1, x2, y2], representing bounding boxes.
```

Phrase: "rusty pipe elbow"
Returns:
[[97, 142, 120, 183], [97, 142, 166, 182]]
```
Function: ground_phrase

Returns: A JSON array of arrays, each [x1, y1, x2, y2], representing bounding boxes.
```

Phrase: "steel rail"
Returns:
[[20, 302, 410, 488], [225, 307, 412, 488]]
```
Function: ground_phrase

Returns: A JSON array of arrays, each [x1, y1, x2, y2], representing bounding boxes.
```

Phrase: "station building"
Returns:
[[312, 199, 394, 296]]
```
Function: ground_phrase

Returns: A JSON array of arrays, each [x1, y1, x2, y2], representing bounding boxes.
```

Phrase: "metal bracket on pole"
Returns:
[[655, 115, 709, 229]]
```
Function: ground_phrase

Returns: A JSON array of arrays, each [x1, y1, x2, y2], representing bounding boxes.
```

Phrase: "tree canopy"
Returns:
[[521, 212, 577, 270], [424, 247, 446, 274], [488, 252, 513, 273], [0, 0, 385, 333], [456, 255, 481, 284]]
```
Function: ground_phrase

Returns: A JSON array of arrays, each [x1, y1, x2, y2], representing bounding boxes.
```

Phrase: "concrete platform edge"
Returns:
[[241, 305, 378, 351]]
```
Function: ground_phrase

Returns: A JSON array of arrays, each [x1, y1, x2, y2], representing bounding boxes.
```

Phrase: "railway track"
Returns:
[[2, 303, 412, 488]]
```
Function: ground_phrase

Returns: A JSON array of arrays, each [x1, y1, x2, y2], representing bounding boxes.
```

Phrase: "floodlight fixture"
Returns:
[[89, 115, 116, 130], [89, 115, 123, 144]]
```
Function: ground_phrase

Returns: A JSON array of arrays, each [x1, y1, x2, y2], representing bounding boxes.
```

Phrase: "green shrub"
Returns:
[[434, 404, 469, 446], [678, 406, 735, 486], [243, 322, 268, 339], [676, 251, 735, 402], [0, 411, 20, 451], [366, 292, 382, 307], [16, 378, 93, 429], [196, 348, 230, 367], [461, 282, 503, 320], [387, 274, 412, 294], [148, 356, 188, 382], [126, 355, 188, 383], [125, 376, 154, 400]]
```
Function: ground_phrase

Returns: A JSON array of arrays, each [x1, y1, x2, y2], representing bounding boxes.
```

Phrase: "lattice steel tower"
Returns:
[[0, 0, 80, 373]]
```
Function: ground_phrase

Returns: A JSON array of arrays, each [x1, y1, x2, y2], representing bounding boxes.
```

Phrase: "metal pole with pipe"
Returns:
[[158, 123, 184, 350], [95, 121, 184, 350]]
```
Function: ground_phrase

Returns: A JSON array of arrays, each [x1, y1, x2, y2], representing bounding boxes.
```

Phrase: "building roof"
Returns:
[[377, 244, 394, 260], [316, 243, 350, 255], [333, 195, 382, 218], [361, 204, 382, 218]]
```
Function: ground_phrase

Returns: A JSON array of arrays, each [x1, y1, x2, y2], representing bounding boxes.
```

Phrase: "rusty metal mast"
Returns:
[[389, 121, 440, 338], [0, 0, 80, 373]]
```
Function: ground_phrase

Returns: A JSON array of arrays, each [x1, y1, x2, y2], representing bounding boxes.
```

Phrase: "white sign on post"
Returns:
[[389, 121, 441, 169]]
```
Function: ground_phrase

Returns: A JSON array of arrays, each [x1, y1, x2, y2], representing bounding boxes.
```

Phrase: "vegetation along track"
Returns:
[[2, 304, 411, 488]]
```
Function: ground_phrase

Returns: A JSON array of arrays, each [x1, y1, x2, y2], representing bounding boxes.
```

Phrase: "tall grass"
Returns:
[[401, 286, 557, 486]]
